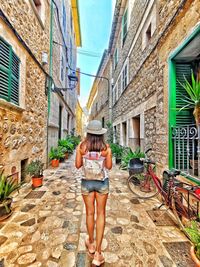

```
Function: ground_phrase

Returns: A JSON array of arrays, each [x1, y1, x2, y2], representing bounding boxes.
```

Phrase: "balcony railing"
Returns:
[[172, 124, 200, 178]]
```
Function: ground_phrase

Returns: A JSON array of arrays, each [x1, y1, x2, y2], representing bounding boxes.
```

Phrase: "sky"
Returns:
[[77, 0, 116, 107]]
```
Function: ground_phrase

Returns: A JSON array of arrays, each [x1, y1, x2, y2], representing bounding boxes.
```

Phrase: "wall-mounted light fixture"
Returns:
[[42, 52, 48, 65]]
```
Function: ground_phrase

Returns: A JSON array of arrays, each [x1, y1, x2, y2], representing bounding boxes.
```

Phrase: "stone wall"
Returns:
[[48, 0, 78, 153], [0, 0, 50, 179], [111, 0, 200, 175]]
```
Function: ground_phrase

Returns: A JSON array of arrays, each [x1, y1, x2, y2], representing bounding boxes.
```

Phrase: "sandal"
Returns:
[[85, 237, 95, 254], [92, 251, 105, 266]]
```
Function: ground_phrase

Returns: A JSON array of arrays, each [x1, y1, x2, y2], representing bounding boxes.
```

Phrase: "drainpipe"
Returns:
[[46, 0, 53, 167]]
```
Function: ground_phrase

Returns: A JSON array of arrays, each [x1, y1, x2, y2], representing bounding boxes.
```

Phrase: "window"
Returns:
[[114, 48, 118, 69], [122, 9, 128, 45], [122, 64, 128, 90], [112, 86, 116, 105], [146, 23, 152, 42], [62, 2, 67, 36], [0, 37, 20, 105], [70, 11, 73, 33], [102, 117, 105, 128], [142, 3, 157, 50], [96, 102, 98, 112], [115, 83, 118, 101], [70, 38, 73, 67], [33, 0, 42, 15], [118, 76, 121, 96]]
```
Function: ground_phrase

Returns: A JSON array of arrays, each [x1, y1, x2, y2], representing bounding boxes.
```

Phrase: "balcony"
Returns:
[[172, 124, 200, 179]]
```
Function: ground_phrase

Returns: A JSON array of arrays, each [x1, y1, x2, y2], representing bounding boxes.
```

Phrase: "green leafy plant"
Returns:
[[179, 72, 200, 125], [49, 147, 65, 160], [185, 219, 200, 260], [68, 135, 81, 148], [120, 147, 145, 170], [58, 139, 74, 153], [110, 143, 124, 159], [0, 170, 21, 212], [26, 160, 44, 177]]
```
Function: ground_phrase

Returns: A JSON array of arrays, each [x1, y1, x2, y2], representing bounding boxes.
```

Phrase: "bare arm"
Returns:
[[75, 145, 83, 169], [102, 146, 112, 170]]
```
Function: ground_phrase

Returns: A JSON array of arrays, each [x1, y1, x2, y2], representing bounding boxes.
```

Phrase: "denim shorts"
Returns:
[[81, 178, 109, 195]]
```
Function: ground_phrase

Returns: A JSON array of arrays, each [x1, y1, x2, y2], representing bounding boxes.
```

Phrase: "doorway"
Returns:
[[21, 159, 28, 182], [122, 121, 127, 146], [58, 105, 62, 139]]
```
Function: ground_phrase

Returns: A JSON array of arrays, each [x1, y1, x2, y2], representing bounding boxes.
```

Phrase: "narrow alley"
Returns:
[[0, 157, 193, 267], [0, 0, 200, 266]]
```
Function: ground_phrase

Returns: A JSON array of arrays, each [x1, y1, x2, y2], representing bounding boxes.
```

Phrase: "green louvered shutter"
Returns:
[[176, 63, 194, 126], [0, 37, 20, 105], [0, 38, 10, 101], [174, 63, 194, 170], [10, 52, 20, 105]]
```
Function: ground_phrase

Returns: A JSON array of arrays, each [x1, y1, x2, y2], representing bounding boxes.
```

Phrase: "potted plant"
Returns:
[[26, 159, 44, 188], [0, 170, 21, 220], [49, 147, 65, 167], [180, 71, 200, 172], [58, 139, 74, 159], [120, 147, 145, 170], [185, 220, 200, 266]]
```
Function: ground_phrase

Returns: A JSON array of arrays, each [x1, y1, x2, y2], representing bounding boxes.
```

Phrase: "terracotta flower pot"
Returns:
[[190, 246, 200, 266], [51, 159, 59, 167], [0, 198, 12, 220], [65, 152, 68, 159], [32, 176, 43, 188]]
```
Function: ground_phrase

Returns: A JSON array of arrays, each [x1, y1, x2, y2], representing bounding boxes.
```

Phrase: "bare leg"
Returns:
[[82, 192, 95, 243], [95, 193, 108, 253]]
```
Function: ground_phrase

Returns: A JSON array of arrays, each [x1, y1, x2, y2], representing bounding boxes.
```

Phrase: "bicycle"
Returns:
[[127, 149, 200, 234]]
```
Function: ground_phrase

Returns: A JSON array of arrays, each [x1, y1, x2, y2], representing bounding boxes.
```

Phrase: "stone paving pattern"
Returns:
[[0, 158, 190, 266]]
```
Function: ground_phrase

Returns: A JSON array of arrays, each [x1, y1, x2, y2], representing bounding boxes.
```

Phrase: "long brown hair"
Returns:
[[80, 133, 107, 152]]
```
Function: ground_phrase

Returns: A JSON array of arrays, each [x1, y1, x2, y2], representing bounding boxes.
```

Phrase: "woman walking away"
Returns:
[[75, 120, 112, 266]]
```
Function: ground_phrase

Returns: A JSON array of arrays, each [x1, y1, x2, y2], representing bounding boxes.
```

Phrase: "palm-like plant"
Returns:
[[185, 219, 200, 260], [179, 72, 200, 126], [0, 170, 21, 212], [49, 147, 65, 160]]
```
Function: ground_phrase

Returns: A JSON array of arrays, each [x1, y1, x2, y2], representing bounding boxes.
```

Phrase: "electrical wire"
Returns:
[[52, 0, 110, 89]]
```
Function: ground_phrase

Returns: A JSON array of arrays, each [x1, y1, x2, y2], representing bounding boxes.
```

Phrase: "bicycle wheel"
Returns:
[[172, 190, 200, 236], [128, 173, 158, 199]]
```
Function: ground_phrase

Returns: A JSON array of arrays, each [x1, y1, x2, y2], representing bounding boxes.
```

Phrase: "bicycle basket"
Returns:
[[128, 158, 144, 175]]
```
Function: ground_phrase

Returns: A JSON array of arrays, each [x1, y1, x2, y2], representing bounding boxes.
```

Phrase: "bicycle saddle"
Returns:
[[164, 169, 181, 177]]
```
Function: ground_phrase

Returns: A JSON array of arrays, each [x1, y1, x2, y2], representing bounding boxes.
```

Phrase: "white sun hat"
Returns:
[[86, 120, 107, 135]]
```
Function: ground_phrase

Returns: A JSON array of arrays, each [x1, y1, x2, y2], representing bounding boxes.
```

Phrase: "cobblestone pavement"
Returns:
[[0, 158, 191, 267]]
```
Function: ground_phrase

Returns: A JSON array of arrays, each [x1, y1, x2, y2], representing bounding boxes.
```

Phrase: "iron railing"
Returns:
[[172, 124, 200, 178]]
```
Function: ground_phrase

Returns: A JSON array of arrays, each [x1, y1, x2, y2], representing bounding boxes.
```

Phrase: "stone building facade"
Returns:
[[0, 0, 50, 180], [48, 0, 81, 151], [75, 99, 83, 137], [86, 50, 111, 141], [89, 0, 200, 181], [110, 0, 200, 179]]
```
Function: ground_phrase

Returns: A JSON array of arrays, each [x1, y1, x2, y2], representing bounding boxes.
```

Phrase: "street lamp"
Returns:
[[49, 71, 79, 93]]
